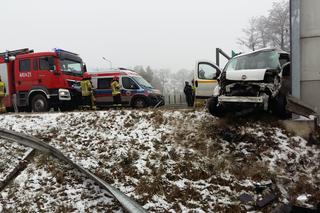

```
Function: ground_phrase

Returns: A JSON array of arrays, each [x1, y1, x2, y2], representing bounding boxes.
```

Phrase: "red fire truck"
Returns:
[[0, 48, 86, 112]]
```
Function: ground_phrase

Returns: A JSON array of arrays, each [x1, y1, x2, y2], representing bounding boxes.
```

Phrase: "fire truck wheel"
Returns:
[[31, 94, 49, 112]]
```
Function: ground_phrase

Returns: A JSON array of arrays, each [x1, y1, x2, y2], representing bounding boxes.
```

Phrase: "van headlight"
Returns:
[[59, 89, 71, 101]]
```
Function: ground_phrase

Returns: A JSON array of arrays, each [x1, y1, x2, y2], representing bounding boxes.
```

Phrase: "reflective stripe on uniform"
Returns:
[[0, 81, 5, 97], [80, 80, 92, 97], [111, 81, 121, 96]]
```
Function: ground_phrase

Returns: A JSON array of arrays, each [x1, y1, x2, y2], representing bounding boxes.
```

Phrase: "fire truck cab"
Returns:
[[0, 48, 86, 112]]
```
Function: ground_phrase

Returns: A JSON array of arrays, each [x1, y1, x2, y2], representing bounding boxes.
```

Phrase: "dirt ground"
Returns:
[[0, 109, 319, 212]]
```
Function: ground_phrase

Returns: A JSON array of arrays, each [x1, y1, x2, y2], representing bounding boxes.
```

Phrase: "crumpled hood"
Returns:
[[148, 89, 162, 95], [226, 69, 267, 81]]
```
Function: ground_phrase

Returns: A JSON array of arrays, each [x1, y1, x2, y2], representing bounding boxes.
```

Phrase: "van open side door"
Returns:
[[194, 60, 221, 102]]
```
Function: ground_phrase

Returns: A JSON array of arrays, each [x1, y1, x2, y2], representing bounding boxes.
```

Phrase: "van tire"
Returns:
[[133, 97, 148, 108], [272, 94, 290, 119], [207, 96, 224, 117], [31, 94, 49, 112]]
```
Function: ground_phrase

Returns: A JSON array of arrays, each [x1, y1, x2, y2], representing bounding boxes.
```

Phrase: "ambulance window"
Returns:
[[19, 59, 31, 72], [98, 78, 112, 89], [122, 77, 139, 89], [33, 59, 38, 71]]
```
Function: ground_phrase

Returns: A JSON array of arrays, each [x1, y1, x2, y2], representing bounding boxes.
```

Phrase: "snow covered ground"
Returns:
[[0, 109, 319, 212]]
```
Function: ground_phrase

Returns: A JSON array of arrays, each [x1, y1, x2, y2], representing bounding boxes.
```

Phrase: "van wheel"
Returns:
[[272, 94, 290, 119], [206, 97, 224, 117], [31, 94, 49, 112], [133, 97, 147, 108]]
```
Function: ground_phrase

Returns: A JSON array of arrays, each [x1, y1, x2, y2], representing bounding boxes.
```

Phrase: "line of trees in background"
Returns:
[[238, 0, 290, 51], [133, 65, 193, 95]]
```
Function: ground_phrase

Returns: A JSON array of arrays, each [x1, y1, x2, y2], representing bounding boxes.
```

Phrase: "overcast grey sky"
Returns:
[[0, 0, 278, 71]]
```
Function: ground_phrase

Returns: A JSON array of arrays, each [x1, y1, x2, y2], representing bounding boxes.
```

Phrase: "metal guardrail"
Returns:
[[165, 94, 187, 105], [0, 128, 147, 213]]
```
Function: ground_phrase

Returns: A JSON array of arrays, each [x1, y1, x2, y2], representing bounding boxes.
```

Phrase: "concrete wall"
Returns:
[[300, 0, 320, 112]]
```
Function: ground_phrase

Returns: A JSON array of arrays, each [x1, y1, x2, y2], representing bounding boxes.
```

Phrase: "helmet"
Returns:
[[83, 72, 91, 79], [113, 76, 119, 81]]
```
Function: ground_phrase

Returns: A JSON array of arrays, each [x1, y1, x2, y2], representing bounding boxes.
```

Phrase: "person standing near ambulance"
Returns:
[[80, 72, 96, 110], [0, 75, 6, 113], [111, 76, 121, 106]]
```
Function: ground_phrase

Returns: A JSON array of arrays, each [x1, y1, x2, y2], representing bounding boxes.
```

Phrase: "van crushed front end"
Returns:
[[207, 48, 290, 117], [218, 68, 282, 111], [145, 89, 165, 107]]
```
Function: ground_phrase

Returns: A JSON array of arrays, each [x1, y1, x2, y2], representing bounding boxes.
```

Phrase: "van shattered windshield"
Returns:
[[132, 76, 153, 89], [224, 51, 280, 72]]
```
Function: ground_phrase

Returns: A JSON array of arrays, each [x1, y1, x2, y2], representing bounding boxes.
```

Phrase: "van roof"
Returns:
[[233, 47, 289, 59], [89, 69, 140, 77]]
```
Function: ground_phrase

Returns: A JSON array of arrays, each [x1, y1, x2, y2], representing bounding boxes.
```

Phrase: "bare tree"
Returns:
[[267, 0, 290, 51], [256, 16, 269, 48], [239, 0, 290, 51], [145, 66, 153, 83], [238, 17, 260, 51]]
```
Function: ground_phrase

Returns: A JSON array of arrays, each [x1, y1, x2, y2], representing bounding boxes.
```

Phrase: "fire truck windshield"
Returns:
[[59, 58, 84, 76]]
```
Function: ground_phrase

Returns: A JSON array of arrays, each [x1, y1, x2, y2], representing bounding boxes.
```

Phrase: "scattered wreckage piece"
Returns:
[[239, 181, 279, 210], [271, 203, 320, 213], [0, 128, 147, 213], [239, 193, 254, 203], [256, 192, 277, 208], [239, 178, 320, 212]]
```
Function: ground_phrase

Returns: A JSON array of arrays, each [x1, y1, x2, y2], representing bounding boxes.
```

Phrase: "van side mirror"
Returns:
[[195, 80, 198, 87]]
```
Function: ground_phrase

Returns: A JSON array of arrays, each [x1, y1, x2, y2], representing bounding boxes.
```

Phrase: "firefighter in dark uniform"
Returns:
[[111, 76, 121, 106], [80, 72, 96, 110], [0, 76, 6, 113]]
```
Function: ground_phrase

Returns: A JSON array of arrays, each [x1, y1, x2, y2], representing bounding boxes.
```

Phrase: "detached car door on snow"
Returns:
[[194, 61, 221, 100]]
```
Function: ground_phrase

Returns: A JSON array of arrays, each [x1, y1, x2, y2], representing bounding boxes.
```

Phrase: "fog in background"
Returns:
[[0, 0, 278, 72]]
